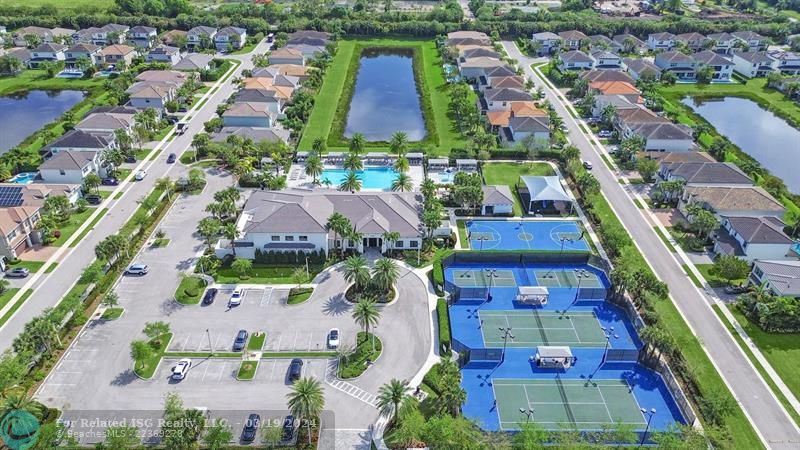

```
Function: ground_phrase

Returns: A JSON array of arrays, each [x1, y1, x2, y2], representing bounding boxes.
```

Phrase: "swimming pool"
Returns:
[[320, 167, 399, 190], [9, 172, 37, 184]]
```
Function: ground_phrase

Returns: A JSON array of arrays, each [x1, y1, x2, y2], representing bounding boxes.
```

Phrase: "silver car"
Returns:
[[125, 264, 149, 276]]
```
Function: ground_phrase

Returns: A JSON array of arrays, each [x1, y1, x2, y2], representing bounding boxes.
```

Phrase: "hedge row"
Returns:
[[254, 248, 327, 265], [436, 297, 451, 355]]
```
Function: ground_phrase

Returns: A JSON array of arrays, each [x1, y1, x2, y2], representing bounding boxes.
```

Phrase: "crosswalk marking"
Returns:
[[324, 360, 378, 407]]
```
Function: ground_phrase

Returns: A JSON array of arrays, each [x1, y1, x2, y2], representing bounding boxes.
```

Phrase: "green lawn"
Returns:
[[134, 333, 172, 379], [230, 43, 258, 55], [247, 332, 266, 351], [7, 260, 45, 274], [101, 307, 124, 320], [151, 238, 170, 248], [695, 263, 745, 288], [456, 220, 468, 248], [681, 264, 703, 288], [69, 207, 108, 248], [481, 162, 555, 216], [339, 332, 382, 379], [237, 361, 258, 380], [0, 289, 20, 312], [174, 276, 208, 305], [297, 39, 468, 155], [0, 290, 33, 327], [287, 287, 313, 305], [0, 70, 103, 96], [52, 208, 97, 247], [214, 264, 323, 285]]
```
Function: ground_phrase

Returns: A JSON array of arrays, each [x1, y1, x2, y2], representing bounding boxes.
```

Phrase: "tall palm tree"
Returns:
[[305, 156, 323, 185], [389, 131, 408, 157], [376, 379, 410, 426], [222, 223, 240, 256], [420, 178, 437, 203], [352, 297, 381, 335], [343, 152, 363, 172], [349, 133, 365, 155], [326, 213, 351, 255], [343, 255, 370, 292], [339, 171, 362, 192], [393, 156, 409, 174], [391, 173, 413, 192], [382, 231, 400, 254], [371, 258, 399, 295], [1, 393, 42, 420], [155, 177, 174, 201], [286, 377, 325, 444]]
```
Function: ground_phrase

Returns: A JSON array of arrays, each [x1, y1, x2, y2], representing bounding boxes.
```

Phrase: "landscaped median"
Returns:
[[287, 287, 314, 305], [237, 360, 258, 380], [338, 332, 382, 379], [174, 276, 209, 305]]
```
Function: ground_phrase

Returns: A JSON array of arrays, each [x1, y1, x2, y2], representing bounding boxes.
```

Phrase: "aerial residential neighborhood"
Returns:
[[0, 0, 798, 449]]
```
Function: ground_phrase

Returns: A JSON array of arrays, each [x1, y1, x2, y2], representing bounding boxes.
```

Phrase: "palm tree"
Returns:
[[1, 393, 42, 420], [311, 137, 327, 157], [371, 258, 399, 295], [343, 255, 370, 292], [420, 178, 436, 203], [326, 213, 350, 255], [376, 379, 410, 425], [222, 223, 240, 256], [352, 297, 381, 335], [339, 171, 362, 192], [382, 231, 400, 254], [286, 377, 325, 444], [391, 173, 413, 192], [389, 131, 408, 157], [343, 152, 363, 172], [155, 177, 174, 201], [305, 156, 323, 185], [349, 133, 365, 155], [393, 156, 409, 174]]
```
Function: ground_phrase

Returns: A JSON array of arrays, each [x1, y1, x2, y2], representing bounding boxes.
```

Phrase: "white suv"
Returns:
[[172, 359, 192, 380], [229, 288, 243, 306], [125, 264, 149, 275]]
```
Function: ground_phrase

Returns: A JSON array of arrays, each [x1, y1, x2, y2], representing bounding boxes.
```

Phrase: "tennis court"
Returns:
[[466, 220, 590, 251], [480, 310, 609, 347], [493, 378, 647, 430], [533, 268, 604, 289], [451, 268, 517, 287]]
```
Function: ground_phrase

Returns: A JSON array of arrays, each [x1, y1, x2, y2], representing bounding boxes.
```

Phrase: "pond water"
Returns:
[[344, 48, 426, 142], [681, 96, 800, 194], [0, 90, 86, 153]]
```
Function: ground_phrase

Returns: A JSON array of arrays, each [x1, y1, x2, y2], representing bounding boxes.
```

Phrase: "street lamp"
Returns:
[[206, 328, 213, 356], [485, 268, 497, 302], [371, 325, 378, 353], [559, 236, 573, 272], [519, 407, 535, 423], [600, 326, 616, 365], [561, 269, 584, 317], [304, 255, 310, 280], [639, 408, 656, 447], [499, 327, 514, 362]]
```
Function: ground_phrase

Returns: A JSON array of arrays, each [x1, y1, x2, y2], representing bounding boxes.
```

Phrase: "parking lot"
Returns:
[[155, 357, 328, 386]]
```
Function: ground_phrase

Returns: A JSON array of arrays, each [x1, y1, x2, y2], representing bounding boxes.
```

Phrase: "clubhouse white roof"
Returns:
[[520, 176, 572, 202]]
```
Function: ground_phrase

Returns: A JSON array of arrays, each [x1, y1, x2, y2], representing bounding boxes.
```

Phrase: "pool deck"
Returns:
[[286, 164, 424, 191]]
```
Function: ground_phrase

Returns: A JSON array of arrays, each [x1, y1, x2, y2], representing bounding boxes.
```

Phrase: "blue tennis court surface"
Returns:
[[466, 220, 590, 251]]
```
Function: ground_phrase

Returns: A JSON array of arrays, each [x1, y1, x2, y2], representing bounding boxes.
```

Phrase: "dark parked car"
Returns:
[[241, 414, 260, 443], [724, 285, 750, 295], [281, 415, 295, 442], [125, 155, 137, 164], [233, 330, 248, 352], [101, 177, 118, 186], [166, 115, 179, 124], [5, 268, 29, 278], [288, 358, 303, 382], [85, 195, 102, 205], [202, 288, 218, 305], [166, 153, 177, 164]]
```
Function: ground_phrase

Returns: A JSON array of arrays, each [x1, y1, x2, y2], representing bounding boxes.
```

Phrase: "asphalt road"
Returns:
[[0, 39, 271, 351], [502, 41, 800, 449]]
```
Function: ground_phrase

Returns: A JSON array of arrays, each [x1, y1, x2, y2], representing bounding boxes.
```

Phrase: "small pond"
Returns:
[[681, 96, 800, 194], [0, 90, 86, 153], [344, 48, 426, 142]]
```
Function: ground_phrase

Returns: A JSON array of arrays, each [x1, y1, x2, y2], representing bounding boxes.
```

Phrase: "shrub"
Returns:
[[436, 298, 451, 355], [184, 287, 199, 298]]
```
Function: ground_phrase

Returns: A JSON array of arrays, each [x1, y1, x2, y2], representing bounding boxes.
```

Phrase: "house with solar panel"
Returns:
[[0, 184, 81, 258]]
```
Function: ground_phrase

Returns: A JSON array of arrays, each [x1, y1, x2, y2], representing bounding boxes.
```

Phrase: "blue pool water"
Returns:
[[320, 167, 399, 190], [10, 172, 38, 184]]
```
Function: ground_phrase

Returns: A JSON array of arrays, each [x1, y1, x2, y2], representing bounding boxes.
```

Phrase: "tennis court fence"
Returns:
[[604, 349, 640, 362]]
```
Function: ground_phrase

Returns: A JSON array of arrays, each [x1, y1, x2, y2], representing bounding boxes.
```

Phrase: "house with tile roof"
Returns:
[[128, 26, 157, 48], [674, 33, 708, 52], [714, 216, 795, 261], [623, 58, 661, 81], [100, 44, 135, 66], [92, 24, 129, 45], [732, 31, 769, 52], [500, 116, 550, 148], [694, 50, 734, 82], [215, 26, 247, 51], [679, 185, 786, 220], [65, 43, 102, 67], [558, 30, 588, 50], [459, 57, 506, 79], [611, 34, 647, 55], [43, 130, 116, 157], [39, 150, 107, 185], [187, 26, 217, 49], [481, 186, 515, 216], [581, 69, 634, 83], [28, 43, 66, 68], [557, 50, 594, 71], [172, 53, 213, 71], [223, 103, 276, 128], [647, 32, 675, 51], [268, 47, 305, 66], [707, 32, 736, 54], [127, 81, 178, 110], [287, 30, 331, 47], [590, 50, 622, 69], [531, 32, 562, 56], [655, 51, 698, 80], [749, 260, 800, 297], [146, 45, 182, 65], [446, 31, 491, 47], [732, 51, 775, 78], [657, 162, 752, 187]]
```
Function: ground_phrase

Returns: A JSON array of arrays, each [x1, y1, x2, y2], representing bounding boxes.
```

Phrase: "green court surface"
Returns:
[[493, 378, 646, 430], [480, 310, 608, 347], [452, 268, 517, 287], [534, 269, 603, 289]]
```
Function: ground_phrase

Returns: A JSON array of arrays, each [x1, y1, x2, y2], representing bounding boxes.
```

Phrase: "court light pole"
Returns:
[[485, 268, 497, 302], [499, 327, 514, 362], [206, 328, 213, 357], [600, 326, 615, 365], [561, 269, 584, 317], [519, 407, 535, 424], [639, 408, 656, 447]]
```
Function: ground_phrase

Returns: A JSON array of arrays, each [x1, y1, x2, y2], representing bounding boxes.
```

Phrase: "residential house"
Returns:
[[187, 26, 217, 50], [714, 216, 795, 261], [459, 57, 506, 79], [657, 162, 752, 187], [500, 116, 550, 147], [43, 129, 116, 156], [628, 122, 694, 152], [287, 30, 331, 47], [0, 184, 81, 258], [694, 50, 734, 82], [5, 48, 32, 68], [588, 35, 614, 51], [642, 151, 715, 164], [581, 69, 634, 83], [623, 58, 661, 80], [252, 64, 310, 82], [234, 89, 286, 115], [136, 69, 191, 85], [732, 31, 769, 52], [482, 87, 532, 111], [50, 28, 75, 42], [215, 26, 247, 51], [126, 81, 178, 110], [128, 26, 157, 48], [28, 43, 66, 68], [530, 32, 562, 56], [100, 44, 135, 66], [288, 43, 329, 60], [212, 127, 291, 145], [161, 30, 188, 48], [674, 32, 708, 52], [75, 112, 135, 135], [591, 93, 642, 119], [611, 34, 647, 55], [707, 32, 736, 54], [654, 51, 697, 80], [480, 75, 525, 92], [557, 50, 594, 71], [146, 45, 182, 65], [647, 32, 675, 52], [72, 27, 100, 44], [589, 81, 641, 117], [269, 47, 305, 66], [748, 260, 800, 298], [230, 190, 428, 258], [39, 150, 107, 185], [223, 102, 275, 128], [459, 47, 501, 62], [172, 53, 213, 71], [481, 186, 515, 215], [769, 51, 800, 75], [13, 26, 53, 46], [486, 101, 546, 130], [558, 30, 588, 51], [484, 65, 517, 79], [679, 185, 786, 219], [732, 51, 775, 78], [446, 31, 491, 47], [64, 43, 102, 67], [590, 50, 622, 69], [92, 24, 129, 45]]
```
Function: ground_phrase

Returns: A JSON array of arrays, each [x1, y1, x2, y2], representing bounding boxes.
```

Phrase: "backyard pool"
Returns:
[[320, 167, 399, 190], [9, 172, 38, 184]]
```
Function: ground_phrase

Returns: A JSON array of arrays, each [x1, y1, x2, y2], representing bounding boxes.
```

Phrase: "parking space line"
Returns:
[[276, 333, 283, 351], [201, 363, 211, 381], [307, 333, 313, 351], [260, 287, 273, 306], [182, 334, 192, 352]]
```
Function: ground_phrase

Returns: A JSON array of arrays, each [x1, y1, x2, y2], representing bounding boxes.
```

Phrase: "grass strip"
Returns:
[[287, 287, 313, 305], [174, 276, 208, 305], [237, 360, 258, 380], [652, 226, 677, 253], [101, 307, 124, 320], [69, 208, 109, 247], [134, 333, 172, 379], [338, 332, 382, 379], [247, 332, 266, 351], [681, 264, 703, 288], [0, 290, 34, 328], [456, 220, 468, 249]]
